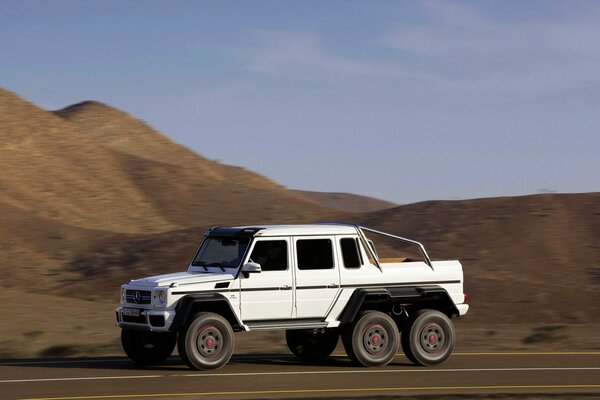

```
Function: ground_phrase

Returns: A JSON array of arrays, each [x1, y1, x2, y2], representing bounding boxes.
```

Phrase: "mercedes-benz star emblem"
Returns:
[[134, 291, 142, 304]]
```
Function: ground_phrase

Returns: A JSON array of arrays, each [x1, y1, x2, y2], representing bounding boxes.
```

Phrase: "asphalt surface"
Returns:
[[1, 352, 599, 399]]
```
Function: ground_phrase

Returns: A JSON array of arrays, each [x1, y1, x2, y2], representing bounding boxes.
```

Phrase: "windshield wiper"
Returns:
[[196, 262, 227, 272], [192, 261, 209, 271]]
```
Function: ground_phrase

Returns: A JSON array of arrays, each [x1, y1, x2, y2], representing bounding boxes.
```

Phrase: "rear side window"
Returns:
[[297, 239, 334, 270], [249, 240, 288, 271], [340, 238, 362, 269]]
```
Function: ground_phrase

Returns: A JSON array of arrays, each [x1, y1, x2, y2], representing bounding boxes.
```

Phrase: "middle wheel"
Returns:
[[285, 328, 339, 361], [342, 310, 399, 367]]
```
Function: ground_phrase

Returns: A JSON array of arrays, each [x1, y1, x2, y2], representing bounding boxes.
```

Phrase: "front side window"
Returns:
[[297, 239, 334, 270], [192, 237, 249, 268], [249, 240, 288, 271]]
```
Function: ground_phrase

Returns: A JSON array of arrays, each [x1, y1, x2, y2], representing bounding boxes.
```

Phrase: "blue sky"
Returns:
[[1, 1, 599, 203]]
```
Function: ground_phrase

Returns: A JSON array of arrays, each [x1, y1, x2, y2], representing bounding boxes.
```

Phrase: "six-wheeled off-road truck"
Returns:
[[116, 224, 468, 369]]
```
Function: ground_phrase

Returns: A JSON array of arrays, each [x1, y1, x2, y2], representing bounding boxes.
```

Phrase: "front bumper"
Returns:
[[115, 307, 176, 332]]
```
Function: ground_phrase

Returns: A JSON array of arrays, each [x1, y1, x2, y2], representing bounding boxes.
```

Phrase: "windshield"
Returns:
[[191, 237, 250, 269]]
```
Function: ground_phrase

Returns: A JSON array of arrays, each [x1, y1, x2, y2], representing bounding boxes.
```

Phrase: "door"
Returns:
[[294, 236, 341, 318], [239, 238, 293, 321]]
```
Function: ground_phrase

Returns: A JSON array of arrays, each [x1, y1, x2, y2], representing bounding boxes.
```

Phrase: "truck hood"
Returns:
[[127, 270, 235, 288]]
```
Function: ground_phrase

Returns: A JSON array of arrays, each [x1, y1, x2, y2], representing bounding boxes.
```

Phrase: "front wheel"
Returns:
[[178, 312, 234, 370], [401, 309, 455, 366], [286, 329, 339, 361], [342, 311, 400, 367], [121, 329, 176, 365]]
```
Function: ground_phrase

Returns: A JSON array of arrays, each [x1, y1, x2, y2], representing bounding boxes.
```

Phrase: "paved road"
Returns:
[[1, 352, 599, 399]]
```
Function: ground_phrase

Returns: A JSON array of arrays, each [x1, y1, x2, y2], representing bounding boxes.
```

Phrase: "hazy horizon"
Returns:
[[2, 0, 599, 203]]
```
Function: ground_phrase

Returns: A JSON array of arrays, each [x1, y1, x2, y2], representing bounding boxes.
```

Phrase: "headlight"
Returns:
[[120, 288, 126, 303], [158, 290, 166, 304]]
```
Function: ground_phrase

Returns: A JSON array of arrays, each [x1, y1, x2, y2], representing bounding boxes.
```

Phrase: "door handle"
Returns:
[[279, 285, 291, 290], [326, 283, 339, 288]]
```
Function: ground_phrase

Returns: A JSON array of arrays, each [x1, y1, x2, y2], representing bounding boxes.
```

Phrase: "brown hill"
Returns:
[[53, 100, 326, 228], [2, 87, 598, 356], [0, 88, 326, 234], [294, 190, 397, 213], [4, 190, 600, 357], [54, 101, 220, 171], [0, 88, 173, 233], [347, 193, 600, 326], [61, 193, 600, 330], [1, 88, 327, 292], [53, 100, 319, 192]]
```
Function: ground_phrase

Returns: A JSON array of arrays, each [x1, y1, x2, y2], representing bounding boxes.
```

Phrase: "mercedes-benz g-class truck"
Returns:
[[116, 224, 468, 370]]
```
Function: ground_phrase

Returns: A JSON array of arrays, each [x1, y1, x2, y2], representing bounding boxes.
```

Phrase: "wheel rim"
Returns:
[[363, 323, 387, 354], [196, 325, 222, 358], [419, 322, 445, 353]]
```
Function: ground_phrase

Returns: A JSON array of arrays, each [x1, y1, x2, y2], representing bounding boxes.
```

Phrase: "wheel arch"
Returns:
[[170, 294, 242, 332], [338, 286, 459, 324]]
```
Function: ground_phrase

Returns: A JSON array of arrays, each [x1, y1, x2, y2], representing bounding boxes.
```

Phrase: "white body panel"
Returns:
[[293, 235, 341, 318], [129, 271, 235, 288], [239, 237, 294, 320]]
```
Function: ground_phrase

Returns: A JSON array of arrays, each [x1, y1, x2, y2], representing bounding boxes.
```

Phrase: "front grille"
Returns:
[[126, 290, 152, 304]]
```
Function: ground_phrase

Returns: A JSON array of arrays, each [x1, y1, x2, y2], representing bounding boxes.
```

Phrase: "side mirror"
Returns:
[[241, 262, 262, 276]]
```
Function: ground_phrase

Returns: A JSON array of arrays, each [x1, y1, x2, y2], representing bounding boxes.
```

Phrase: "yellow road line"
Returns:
[[330, 351, 600, 356], [454, 351, 600, 356], [20, 384, 600, 400]]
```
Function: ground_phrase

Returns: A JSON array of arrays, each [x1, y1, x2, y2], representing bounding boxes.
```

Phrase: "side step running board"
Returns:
[[245, 319, 327, 331]]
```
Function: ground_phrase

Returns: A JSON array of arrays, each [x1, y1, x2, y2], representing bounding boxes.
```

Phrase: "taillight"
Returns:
[[464, 293, 469, 303]]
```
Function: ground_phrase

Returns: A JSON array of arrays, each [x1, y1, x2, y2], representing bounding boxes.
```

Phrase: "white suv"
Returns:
[[116, 223, 468, 370]]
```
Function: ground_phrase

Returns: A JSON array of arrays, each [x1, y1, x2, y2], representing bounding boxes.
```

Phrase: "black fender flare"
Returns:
[[337, 286, 459, 324], [169, 293, 242, 332]]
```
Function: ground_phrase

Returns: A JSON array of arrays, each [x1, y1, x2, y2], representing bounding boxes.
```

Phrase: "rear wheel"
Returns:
[[121, 329, 176, 365], [401, 309, 455, 366], [342, 311, 399, 367], [177, 312, 234, 370], [286, 329, 339, 361]]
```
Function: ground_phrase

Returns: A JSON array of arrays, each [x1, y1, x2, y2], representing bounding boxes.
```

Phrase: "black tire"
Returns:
[[342, 311, 399, 367], [401, 309, 455, 366], [121, 329, 176, 365], [177, 312, 234, 370], [285, 329, 339, 361], [341, 324, 358, 364]]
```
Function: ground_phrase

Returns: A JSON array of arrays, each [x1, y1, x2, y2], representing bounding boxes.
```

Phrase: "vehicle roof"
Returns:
[[211, 224, 360, 237]]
